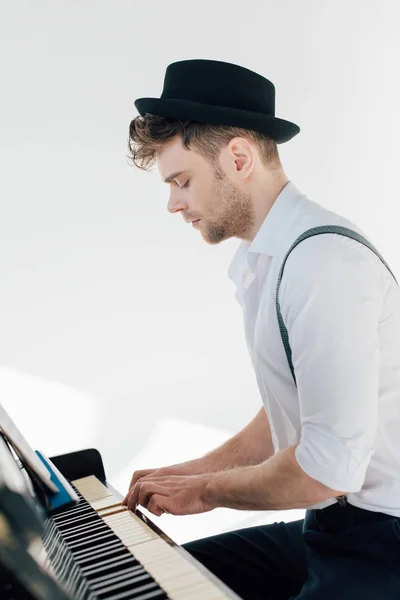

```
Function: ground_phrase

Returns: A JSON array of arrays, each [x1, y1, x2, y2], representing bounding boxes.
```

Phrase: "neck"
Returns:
[[241, 173, 290, 242]]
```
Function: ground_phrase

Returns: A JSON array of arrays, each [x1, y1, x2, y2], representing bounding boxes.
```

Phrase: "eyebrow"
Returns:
[[163, 170, 185, 184]]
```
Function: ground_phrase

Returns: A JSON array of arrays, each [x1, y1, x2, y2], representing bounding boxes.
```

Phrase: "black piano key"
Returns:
[[55, 512, 101, 529], [85, 561, 148, 594], [41, 483, 169, 600], [99, 581, 163, 600], [95, 573, 155, 597], [133, 591, 167, 600], [80, 553, 142, 577], [89, 563, 145, 584], [53, 503, 92, 520], [77, 548, 132, 569], [90, 566, 147, 590], [62, 522, 110, 541], [74, 542, 125, 564], [53, 504, 93, 519], [67, 530, 117, 551], [73, 538, 124, 556], [54, 508, 101, 525], [103, 586, 167, 600], [82, 556, 141, 579], [60, 522, 101, 548]]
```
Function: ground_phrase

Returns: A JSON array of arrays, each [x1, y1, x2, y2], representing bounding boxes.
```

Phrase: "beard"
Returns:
[[202, 170, 256, 245]]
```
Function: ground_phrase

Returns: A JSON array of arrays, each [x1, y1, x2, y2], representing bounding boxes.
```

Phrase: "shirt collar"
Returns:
[[227, 180, 306, 287]]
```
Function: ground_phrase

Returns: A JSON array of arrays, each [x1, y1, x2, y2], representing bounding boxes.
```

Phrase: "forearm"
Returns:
[[200, 407, 275, 473], [205, 444, 345, 510]]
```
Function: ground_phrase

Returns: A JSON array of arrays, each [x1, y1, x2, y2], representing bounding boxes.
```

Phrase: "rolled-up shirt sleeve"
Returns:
[[279, 234, 383, 493]]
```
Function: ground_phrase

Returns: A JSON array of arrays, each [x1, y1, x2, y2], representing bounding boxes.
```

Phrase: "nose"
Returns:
[[167, 192, 188, 215]]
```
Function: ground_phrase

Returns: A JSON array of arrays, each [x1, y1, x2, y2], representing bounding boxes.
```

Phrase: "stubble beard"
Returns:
[[202, 175, 256, 245]]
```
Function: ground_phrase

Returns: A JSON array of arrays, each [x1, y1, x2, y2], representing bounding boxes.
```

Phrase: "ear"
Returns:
[[227, 137, 255, 178]]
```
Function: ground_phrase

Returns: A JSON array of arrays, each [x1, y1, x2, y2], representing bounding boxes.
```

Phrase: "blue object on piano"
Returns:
[[35, 450, 79, 514]]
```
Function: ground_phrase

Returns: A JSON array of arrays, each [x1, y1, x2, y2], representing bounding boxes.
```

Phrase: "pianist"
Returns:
[[123, 59, 400, 600]]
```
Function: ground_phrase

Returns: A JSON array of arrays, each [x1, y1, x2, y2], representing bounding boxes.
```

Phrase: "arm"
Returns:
[[127, 443, 345, 515], [200, 406, 275, 472], [205, 444, 345, 511]]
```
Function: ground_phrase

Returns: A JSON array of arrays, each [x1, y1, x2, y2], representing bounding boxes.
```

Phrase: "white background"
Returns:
[[1, 0, 399, 543]]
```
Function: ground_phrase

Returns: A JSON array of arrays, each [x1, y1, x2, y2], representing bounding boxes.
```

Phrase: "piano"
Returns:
[[0, 432, 242, 600]]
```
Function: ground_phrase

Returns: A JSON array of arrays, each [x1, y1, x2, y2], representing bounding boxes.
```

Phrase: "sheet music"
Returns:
[[0, 403, 57, 493]]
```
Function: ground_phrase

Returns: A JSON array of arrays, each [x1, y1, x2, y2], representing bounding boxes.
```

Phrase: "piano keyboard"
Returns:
[[63, 475, 241, 600]]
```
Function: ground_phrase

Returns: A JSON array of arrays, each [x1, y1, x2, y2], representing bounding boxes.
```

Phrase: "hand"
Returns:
[[122, 461, 205, 505], [123, 472, 216, 517]]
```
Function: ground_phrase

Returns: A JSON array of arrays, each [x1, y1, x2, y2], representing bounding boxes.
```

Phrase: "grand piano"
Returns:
[[0, 407, 241, 600]]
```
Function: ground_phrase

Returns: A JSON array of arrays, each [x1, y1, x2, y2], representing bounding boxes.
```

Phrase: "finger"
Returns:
[[126, 481, 164, 512], [147, 494, 172, 517], [122, 489, 136, 505], [123, 469, 174, 505], [123, 472, 186, 507], [122, 469, 156, 504], [125, 475, 182, 504], [137, 486, 152, 510], [122, 475, 142, 505], [125, 481, 144, 511], [138, 483, 169, 511]]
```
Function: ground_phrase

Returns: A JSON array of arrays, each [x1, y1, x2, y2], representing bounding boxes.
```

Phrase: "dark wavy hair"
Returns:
[[128, 113, 282, 172]]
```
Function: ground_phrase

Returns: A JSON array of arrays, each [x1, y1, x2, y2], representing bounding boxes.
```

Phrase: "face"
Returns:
[[157, 136, 256, 245]]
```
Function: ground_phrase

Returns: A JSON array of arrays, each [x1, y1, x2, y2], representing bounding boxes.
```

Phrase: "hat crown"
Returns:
[[161, 59, 276, 117]]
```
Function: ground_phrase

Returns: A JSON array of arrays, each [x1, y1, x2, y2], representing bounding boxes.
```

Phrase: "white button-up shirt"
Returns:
[[228, 180, 400, 515]]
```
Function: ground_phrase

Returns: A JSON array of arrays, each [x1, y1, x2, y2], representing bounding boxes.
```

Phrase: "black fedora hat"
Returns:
[[134, 59, 300, 144]]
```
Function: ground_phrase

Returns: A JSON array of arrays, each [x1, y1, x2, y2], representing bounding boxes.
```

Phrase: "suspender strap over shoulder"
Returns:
[[276, 225, 398, 387], [275, 225, 397, 508]]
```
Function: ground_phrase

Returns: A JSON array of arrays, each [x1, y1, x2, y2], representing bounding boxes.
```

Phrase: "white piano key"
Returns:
[[91, 496, 122, 511], [97, 505, 129, 518], [73, 475, 237, 600]]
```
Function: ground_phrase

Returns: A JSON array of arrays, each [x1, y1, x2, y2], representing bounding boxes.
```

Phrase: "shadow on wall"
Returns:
[[0, 364, 238, 481], [0, 365, 103, 456], [0, 365, 164, 471]]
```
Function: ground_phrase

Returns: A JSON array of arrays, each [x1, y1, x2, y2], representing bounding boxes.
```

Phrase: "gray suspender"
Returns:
[[275, 225, 398, 508], [276, 225, 398, 387]]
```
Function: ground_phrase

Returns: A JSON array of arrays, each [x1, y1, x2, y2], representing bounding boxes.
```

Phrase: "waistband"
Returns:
[[305, 500, 398, 534]]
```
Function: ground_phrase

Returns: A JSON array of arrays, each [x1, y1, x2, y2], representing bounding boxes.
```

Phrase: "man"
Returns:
[[122, 59, 400, 599]]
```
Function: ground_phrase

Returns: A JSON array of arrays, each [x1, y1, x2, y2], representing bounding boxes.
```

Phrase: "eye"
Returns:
[[182, 179, 190, 189]]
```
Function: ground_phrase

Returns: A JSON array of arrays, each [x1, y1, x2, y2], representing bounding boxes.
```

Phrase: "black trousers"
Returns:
[[182, 501, 400, 600]]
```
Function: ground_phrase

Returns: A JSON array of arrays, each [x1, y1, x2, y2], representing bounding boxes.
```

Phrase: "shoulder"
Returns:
[[283, 229, 383, 280], [278, 231, 386, 318]]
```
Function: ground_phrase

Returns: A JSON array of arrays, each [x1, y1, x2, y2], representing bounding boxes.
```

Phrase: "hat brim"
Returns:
[[134, 97, 300, 144]]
